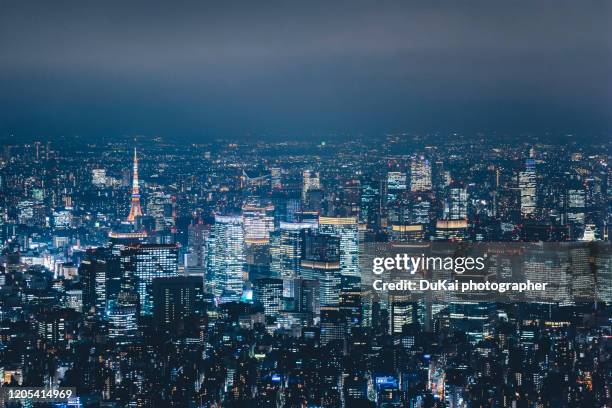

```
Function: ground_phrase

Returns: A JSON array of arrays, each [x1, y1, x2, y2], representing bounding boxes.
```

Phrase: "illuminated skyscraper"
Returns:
[[269, 221, 314, 278], [519, 158, 537, 217], [127, 148, 143, 223], [360, 177, 381, 229], [444, 183, 468, 220], [120, 243, 179, 315], [253, 278, 283, 317], [320, 307, 346, 345], [566, 187, 586, 226], [187, 221, 210, 274], [410, 156, 432, 192], [391, 300, 418, 334], [318, 216, 359, 277], [146, 190, 173, 231], [78, 248, 112, 315], [242, 203, 275, 245], [386, 171, 407, 201], [300, 231, 341, 306], [207, 215, 245, 302], [108, 292, 139, 344], [302, 170, 320, 202]]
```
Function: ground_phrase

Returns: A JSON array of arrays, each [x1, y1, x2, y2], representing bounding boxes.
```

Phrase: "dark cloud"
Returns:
[[0, 0, 610, 140]]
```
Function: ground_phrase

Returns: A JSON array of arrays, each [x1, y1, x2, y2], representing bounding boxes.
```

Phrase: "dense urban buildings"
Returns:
[[0, 133, 610, 407]]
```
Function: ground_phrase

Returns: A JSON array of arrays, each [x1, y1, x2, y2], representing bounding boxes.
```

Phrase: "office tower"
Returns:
[[360, 177, 381, 229], [78, 250, 110, 315], [446, 302, 495, 344], [241, 203, 274, 282], [64, 290, 83, 312], [444, 182, 468, 220], [318, 216, 359, 277], [302, 170, 320, 202], [410, 155, 432, 192], [304, 188, 324, 212], [186, 222, 210, 275], [152, 276, 204, 327], [519, 158, 536, 217], [269, 221, 313, 278], [120, 243, 179, 315], [386, 171, 407, 202], [207, 215, 245, 302], [253, 278, 283, 317], [291, 278, 320, 315], [146, 190, 173, 231], [339, 290, 362, 328], [271, 188, 302, 226], [300, 232, 341, 306], [320, 307, 347, 346], [409, 193, 432, 226], [566, 187, 586, 226], [390, 300, 418, 334], [127, 148, 143, 223], [108, 292, 139, 344], [245, 242, 271, 282], [37, 310, 69, 344], [242, 203, 275, 245]]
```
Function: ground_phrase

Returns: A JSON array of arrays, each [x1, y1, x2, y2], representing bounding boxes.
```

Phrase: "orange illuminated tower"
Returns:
[[127, 148, 143, 222]]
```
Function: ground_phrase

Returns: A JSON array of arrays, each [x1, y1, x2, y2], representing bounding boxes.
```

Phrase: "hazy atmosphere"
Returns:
[[1, 0, 611, 139]]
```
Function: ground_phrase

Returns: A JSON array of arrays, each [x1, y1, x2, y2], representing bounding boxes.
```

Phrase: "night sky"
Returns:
[[0, 0, 610, 140]]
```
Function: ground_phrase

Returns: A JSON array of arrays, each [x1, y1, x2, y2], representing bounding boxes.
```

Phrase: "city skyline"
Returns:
[[0, 1, 611, 406], [0, 133, 610, 406]]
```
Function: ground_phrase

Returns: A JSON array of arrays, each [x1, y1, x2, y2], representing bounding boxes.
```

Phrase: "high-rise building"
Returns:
[[519, 158, 536, 217], [360, 177, 381, 229], [187, 222, 210, 275], [253, 278, 284, 317], [78, 250, 110, 315], [290, 278, 320, 316], [146, 190, 173, 231], [566, 187, 586, 226], [410, 156, 432, 192], [300, 231, 341, 306], [446, 302, 495, 344], [320, 307, 347, 346], [318, 216, 359, 277], [127, 148, 143, 223], [120, 243, 179, 315], [271, 188, 302, 225], [207, 215, 245, 302], [444, 183, 468, 220], [391, 300, 418, 334], [269, 221, 313, 278], [242, 203, 275, 245], [302, 170, 320, 202], [386, 172, 407, 202], [152, 276, 204, 327], [339, 290, 362, 328], [108, 292, 139, 344]]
